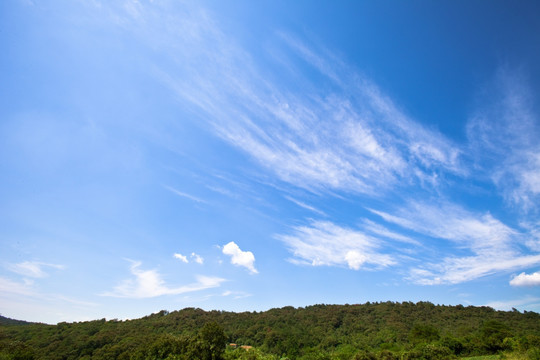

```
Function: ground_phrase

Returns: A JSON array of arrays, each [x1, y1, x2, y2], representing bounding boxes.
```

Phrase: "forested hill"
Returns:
[[1, 302, 540, 360], [0, 315, 34, 326]]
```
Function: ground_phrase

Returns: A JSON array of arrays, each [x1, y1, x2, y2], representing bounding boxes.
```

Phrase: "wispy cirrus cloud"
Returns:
[[284, 196, 326, 216], [163, 185, 207, 204], [360, 219, 421, 246], [276, 220, 395, 270], [467, 69, 540, 212], [0, 275, 99, 324], [82, 2, 540, 287], [116, 2, 465, 197], [6, 261, 65, 278], [370, 201, 540, 284], [140, 3, 539, 285], [102, 260, 225, 298], [0, 276, 36, 297], [369, 201, 516, 253], [521, 221, 540, 251]]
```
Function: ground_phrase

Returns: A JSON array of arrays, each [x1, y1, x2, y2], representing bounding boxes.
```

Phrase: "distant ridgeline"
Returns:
[[1, 302, 540, 360]]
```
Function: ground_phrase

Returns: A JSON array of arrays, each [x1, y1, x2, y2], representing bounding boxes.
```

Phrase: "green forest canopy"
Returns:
[[1, 302, 540, 360]]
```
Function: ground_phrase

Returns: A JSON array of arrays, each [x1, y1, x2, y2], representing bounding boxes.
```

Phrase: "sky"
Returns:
[[1, 0, 540, 324]]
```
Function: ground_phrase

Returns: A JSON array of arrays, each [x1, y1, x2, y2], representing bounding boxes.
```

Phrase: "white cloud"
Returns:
[[163, 185, 206, 204], [132, 3, 465, 197], [510, 271, 540, 286], [370, 201, 540, 284], [0, 276, 36, 297], [284, 196, 326, 216], [58, 2, 540, 289], [173, 252, 203, 264], [6, 261, 65, 278], [521, 221, 540, 251], [467, 69, 540, 211], [173, 253, 188, 263], [222, 242, 258, 274], [221, 290, 252, 299], [370, 201, 516, 253], [277, 220, 394, 270], [191, 253, 204, 264], [102, 261, 225, 298], [344, 250, 367, 270], [410, 255, 540, 285], [360, 219, 420, 246]]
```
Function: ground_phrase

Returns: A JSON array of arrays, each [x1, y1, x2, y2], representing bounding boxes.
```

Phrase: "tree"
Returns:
[[409, 324, 440, 344], [191, 322, 227, 360], [479, 320, 512, 353]]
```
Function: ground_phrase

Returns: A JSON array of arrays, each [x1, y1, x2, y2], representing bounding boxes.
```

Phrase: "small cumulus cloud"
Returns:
[[191, 253, 204, 264], [222, 242, 258, 274], [173, 253, 188, 263], [173, 252, 204, 264], [510, 271, 540, 287]]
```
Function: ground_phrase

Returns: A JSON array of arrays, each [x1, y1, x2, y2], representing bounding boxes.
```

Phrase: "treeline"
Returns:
[[1, 302, 540, 360]]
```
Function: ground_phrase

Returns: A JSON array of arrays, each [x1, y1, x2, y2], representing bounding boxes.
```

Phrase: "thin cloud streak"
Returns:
[[0, 277, 98, 308], [102, 261, 225, 298], [163, 185, 207, 204], [6, 261, 65, 279], [0, 276, 36, 297], [284, 196, 326, 216], [360, 219, 421, 246]]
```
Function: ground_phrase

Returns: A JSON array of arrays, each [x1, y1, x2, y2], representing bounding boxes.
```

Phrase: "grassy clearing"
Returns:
[[461, 352, 537, 360], [461, 356, 501, 360]]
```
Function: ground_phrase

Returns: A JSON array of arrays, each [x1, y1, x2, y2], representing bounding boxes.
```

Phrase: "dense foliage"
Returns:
[[1, 302, 540, 360]]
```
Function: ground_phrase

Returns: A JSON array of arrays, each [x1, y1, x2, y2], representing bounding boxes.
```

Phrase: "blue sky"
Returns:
[[1, 0, 540, 324]]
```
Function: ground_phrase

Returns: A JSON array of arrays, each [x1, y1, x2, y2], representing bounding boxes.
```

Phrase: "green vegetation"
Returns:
[[1, 302, 540, 360]]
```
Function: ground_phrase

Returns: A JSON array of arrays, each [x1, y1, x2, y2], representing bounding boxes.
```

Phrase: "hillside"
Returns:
[[1, 302, 540, 360], [0, 315, 34, 326]]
